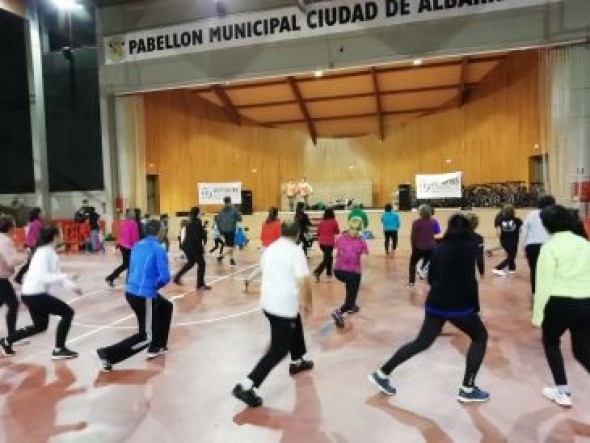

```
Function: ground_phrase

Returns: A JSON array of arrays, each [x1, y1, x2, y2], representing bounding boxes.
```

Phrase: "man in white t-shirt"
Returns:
[[232, 220, 313, 407], [297, 177, 313, 209]]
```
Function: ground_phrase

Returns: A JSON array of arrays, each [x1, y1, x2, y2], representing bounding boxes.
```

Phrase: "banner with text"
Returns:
[[416, 172, 463, 199], [198, 182, 242, 205], [104, 0, 561, 64]]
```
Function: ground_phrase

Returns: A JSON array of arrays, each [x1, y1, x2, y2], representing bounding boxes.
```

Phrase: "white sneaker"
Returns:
[[508, 271, 516, 275], [542, 387, 572, 407], [492, 269, 507, 277]]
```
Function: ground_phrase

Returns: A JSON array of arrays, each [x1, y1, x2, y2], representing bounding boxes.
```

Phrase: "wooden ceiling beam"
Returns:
[[370, 67, 385, 141], [267, 107, 438, 126], [211, 84, 241, 125], [233, 83, 477, 110], [457, 57, 469, 107], [287, 76, 317, 145], [189, 55, 506, 93]]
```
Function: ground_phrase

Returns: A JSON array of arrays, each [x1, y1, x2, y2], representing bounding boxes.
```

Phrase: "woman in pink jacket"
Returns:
[[14, 207, 43, 285], [105, 209, 140, 287]]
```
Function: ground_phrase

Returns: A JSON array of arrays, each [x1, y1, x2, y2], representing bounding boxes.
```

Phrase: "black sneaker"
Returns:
[[217, 256, 223, 263], [331, 309, 345, 328], [289, 358, 314, 375], [347, 306, 360, 314], [51, 347, 79, 360], [197, 285, 212, 291], [105, 277, 115, 288], [0, 338, 15, 356], [95, 349, 113, 372], [232, 384, 263, 407], [230, 259, 236, 266]]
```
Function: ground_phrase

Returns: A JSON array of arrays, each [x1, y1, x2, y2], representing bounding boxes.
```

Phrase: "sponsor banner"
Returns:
[[198, 182, 242, 205], [104, 0, 561, 64], [416, 172, 463, 199]]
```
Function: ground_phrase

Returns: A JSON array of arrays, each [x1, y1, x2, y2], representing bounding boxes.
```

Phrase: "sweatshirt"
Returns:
[[0, 233, 20, 279], [118, 219, 140, 250], [381, 211, 400, 232], [216, 206, 242, 233], [126, 236, 170, 298], [411, 218, 437, 251], [261, 219, 281, 247], [21, 245, 77, 295], [25, 219, 42, 248], [316, 219, 340, 247]]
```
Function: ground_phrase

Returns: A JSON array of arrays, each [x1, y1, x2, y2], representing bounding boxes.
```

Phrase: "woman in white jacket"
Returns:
[[7, 225, 81, 359]]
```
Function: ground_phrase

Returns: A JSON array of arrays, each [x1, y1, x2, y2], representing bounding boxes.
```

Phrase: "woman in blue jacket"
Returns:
[[381, 203, 400, 257]]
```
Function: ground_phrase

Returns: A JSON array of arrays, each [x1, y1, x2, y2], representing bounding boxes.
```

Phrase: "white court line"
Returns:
[[5, 264, 257, 366]]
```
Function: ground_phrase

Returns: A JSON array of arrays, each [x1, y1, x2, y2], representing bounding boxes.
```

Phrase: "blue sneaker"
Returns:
[[457, 386, 490, 403], [368, 371, 396, 396]]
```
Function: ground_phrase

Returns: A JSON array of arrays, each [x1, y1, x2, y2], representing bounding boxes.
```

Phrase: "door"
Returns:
[[146, 174, 160, 216]]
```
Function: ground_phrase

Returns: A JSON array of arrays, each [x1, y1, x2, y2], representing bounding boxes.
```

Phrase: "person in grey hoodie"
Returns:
[[215, 196, 242, 266]]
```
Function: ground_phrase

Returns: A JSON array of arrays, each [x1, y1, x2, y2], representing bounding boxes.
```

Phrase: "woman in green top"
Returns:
[[348, 203, 368, 230], [534, 205, 590, 408]]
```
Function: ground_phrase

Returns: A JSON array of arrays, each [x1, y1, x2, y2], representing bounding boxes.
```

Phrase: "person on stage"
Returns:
[[297, 177, 313, 209], [284, 179, 298, 211]]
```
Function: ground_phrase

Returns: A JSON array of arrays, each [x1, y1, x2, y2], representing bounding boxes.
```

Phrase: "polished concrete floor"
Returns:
[[0, 243, 589, 443]]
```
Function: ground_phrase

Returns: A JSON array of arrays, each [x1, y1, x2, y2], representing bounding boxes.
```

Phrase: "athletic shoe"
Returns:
[[232, 384, 263, 407], [105, 278, 115, 288], [508, 271, 516, 275], [217, 256, 223, 263], [347, 306, 360, 314], [313, 272, 320, 283], [492, 269, 507, 277], [146, 346, 168, 360], [230, 259, 236, 266], [95, 349, 113, 372], [368, 371, 396, 396], [331, 310, 345, 328], [289, 358, 314, 375], [542, 386, 572, 407], [197, 285, 212, 291], [457, 386, 490, 403], [0, 338, 15, 356], [51, 347, 79, 360], [417, 269, 426, 280]]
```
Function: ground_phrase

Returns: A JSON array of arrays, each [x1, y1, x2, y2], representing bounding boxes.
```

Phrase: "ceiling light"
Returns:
[[51, 0, 80, 11], [314, 70, 324, 78], [412, 59, 423, 66]]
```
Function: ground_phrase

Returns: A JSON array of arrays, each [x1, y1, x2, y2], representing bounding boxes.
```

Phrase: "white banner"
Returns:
[[198, 182, 242, 205], [416, 172, 463, 199], [104, 0, 561, 65]]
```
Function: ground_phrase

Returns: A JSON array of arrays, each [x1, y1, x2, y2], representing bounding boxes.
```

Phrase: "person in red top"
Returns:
[[14, 207, 43, 285], [244, 207, 281, 292], [313, 208, 340, 282], [106, 209, 140, 287]]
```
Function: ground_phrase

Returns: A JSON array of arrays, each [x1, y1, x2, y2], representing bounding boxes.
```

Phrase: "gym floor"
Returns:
[[0, 244, 589, 443]]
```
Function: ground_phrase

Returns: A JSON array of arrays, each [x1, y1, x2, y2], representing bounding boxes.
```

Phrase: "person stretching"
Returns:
[[369, 214, 489, 403], [331, 217, 368, 328]]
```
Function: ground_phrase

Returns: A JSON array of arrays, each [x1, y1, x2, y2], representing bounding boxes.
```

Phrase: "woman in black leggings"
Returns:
[[1, 225, 81, 360], [369, 213, 489, 403]]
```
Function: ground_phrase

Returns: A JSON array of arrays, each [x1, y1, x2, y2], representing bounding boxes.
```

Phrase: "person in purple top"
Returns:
[[14, 207, 43, 285], [409, 205, 437, 287], [331, 217, 369, 328]]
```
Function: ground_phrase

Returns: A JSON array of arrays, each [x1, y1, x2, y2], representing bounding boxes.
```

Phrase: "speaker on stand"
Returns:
[[398, 184, 412, 211], [241, 190, 253, 215]]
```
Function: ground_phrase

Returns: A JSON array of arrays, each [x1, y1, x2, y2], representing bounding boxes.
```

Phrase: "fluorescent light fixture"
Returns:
[[51, 0, 80, 11], [314, 70, 324, 78], [412, 59, 423, 66]]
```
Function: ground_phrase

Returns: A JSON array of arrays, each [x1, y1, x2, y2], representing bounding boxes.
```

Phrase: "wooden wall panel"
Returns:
[[144, 51, 540, 213]]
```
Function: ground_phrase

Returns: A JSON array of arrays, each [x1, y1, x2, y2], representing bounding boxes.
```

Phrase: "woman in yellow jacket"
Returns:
[[533, 205, 590, 408]]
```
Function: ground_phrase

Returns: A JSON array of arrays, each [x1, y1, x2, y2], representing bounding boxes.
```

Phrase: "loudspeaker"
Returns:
[[398, 184, 412, 211], [241, 190, 253, 215]]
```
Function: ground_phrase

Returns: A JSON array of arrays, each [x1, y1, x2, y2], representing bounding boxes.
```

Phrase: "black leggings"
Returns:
[[496, 239, 518, 271], [175, 251, 206, 287], [209, 239, 225, 254], [384, 230, 398, 253], [542, 297, 590, 386], [248, 311, 307, 388], [0, 279, 19, 341], [525, 244, 542, 293], [409, 248, 433, 284], [381, 313, 488, 387], [334, 270, 361, 313], [314, 245, 334, 277], [106, 246, 131, 282], [11, 293, 74, 348]]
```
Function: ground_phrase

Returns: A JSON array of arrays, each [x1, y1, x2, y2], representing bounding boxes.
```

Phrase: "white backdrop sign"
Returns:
[[416, 172, 462, 199], [198, 182, 242, 205]]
